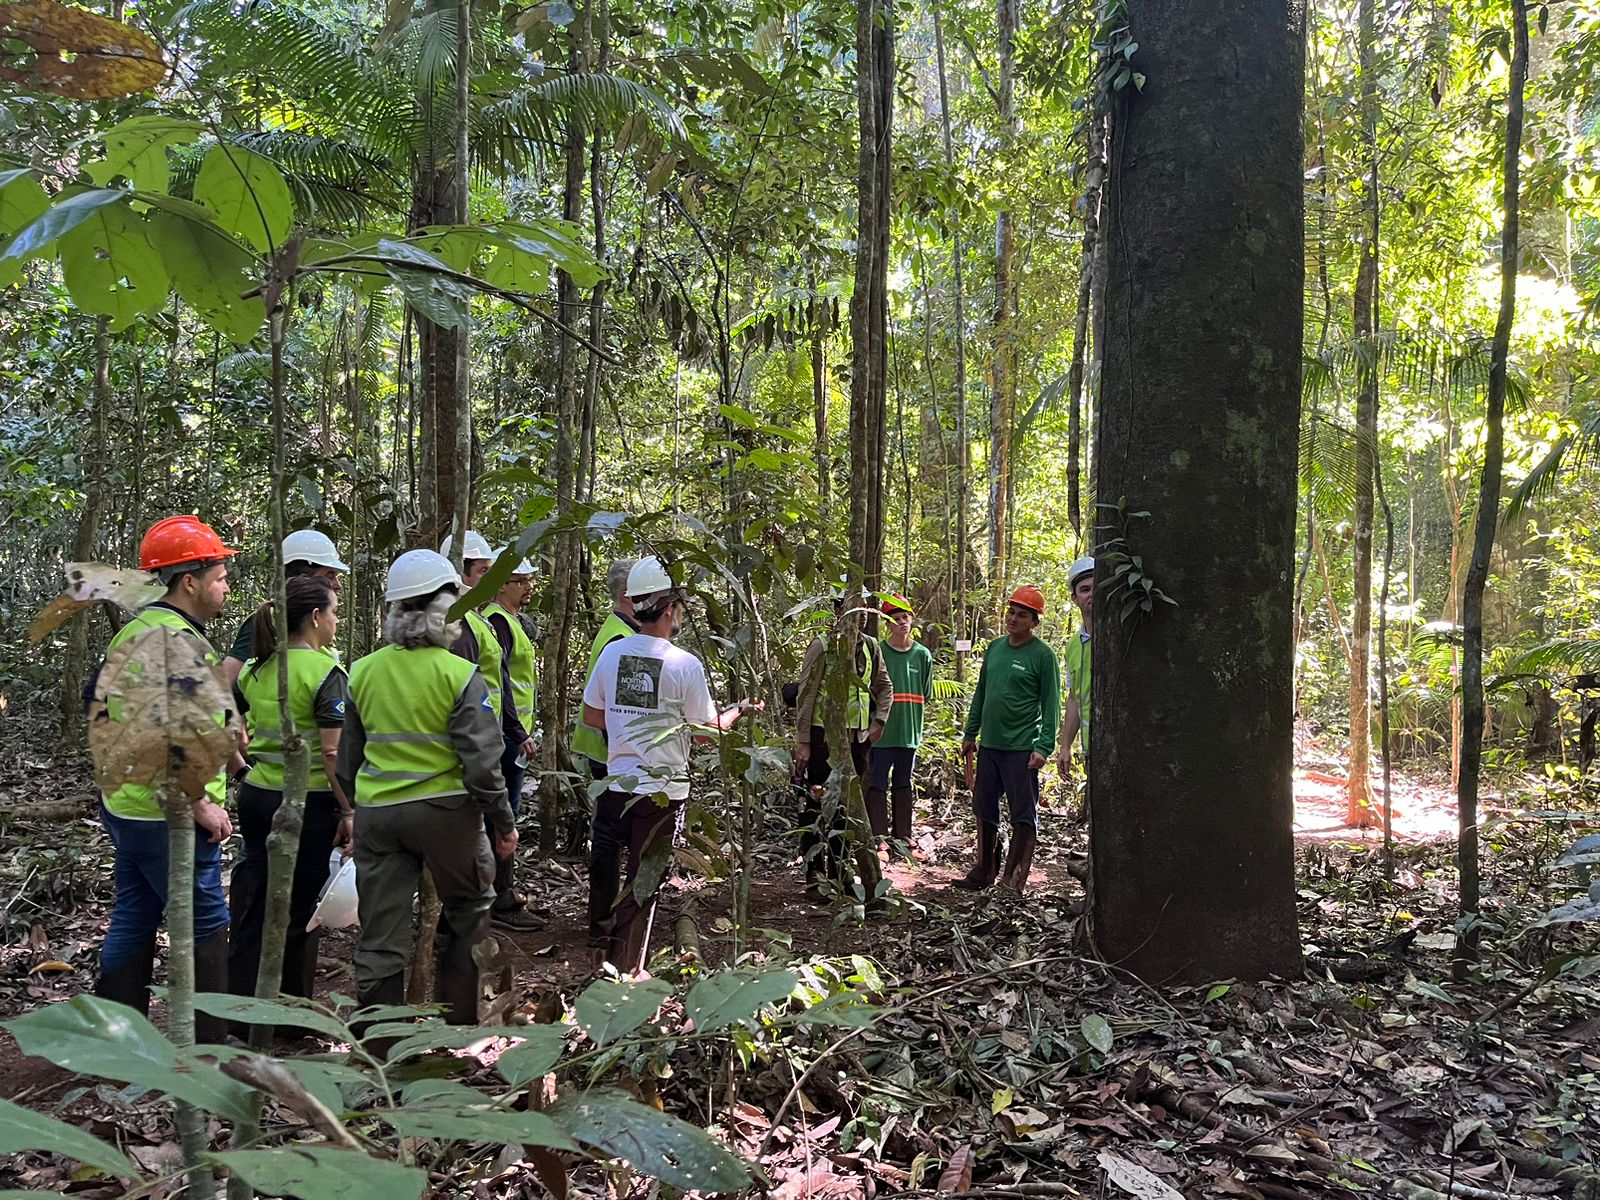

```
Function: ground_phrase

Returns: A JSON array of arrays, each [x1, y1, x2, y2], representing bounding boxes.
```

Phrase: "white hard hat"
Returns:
[[1069, 556, 1095, 586], [625, 555, 674, 599], [386, 549, 461, 602], [282, 529, 348, 572], [307, 853, 357, 931], [439, 530, 493, 561], [493, 546, 536, 576]]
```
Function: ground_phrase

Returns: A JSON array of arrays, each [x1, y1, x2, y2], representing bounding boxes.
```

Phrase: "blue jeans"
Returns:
[[100, 805, 230, 972]]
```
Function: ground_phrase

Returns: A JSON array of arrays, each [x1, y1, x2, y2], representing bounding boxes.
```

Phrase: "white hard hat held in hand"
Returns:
[[385, 549, 462, 602], [439, 530, 494, 561], [282, 528, 349, 572]]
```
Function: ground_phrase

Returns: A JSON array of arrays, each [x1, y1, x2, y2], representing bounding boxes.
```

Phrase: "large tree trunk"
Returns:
[[1065, 111, 1105, 539], [1457, 0, 1527, 977], [1346, 0, 1379, 829], [1089, 0, 1304, 984], [986, 0, 1019, 592]]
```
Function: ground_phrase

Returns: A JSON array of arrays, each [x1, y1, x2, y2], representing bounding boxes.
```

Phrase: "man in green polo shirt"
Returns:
[[869, 594, 933, 856], [957, 584, 1060, 894]]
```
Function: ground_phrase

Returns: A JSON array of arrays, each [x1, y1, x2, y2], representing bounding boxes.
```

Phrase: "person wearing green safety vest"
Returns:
[[90, 515, 242, 1042], [222, 528, 347, 687], [1057, 557, 1094, 792], [336, 549, 515, 1027], [482, 547, 543, 931], [578, 558, 638, 944], [228, 574, 353, 1013], [442, 531, 511, 727], [793, 590, 892, 900], [870, 593, 934, 857]]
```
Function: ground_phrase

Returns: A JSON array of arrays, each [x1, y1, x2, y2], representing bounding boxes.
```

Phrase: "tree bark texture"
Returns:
[[60, 315, 113, 743], [1346, 0, 1379, 829], [1089, 0, 1304, 984], [986, 0, 1018, 592], [1066, 111, 1105, 540], [1456, 0, 1527, 976]]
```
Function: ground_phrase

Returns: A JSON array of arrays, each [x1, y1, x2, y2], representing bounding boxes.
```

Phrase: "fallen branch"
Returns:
[[220, 1056, 366, 1152]]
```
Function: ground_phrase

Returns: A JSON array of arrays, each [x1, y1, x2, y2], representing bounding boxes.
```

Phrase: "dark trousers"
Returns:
[[228, 783, 342, 1001], [800, 725, 871, 880], [588, 788, 683, 971], [489, 739, 525, 899], [973, 747, 1041, 829]]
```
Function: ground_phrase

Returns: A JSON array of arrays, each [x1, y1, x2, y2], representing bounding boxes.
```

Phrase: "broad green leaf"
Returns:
[[482, 239, 550, 293], [190, 992, 348, 1041], [382, 1021, 531, 1063], [87, 116, 203, 192], [59, 203, 169, 330], [0, 188, 127, 263], [574, 977, 671, 1046], [384, 1105, 576, 1149], [1080, 1013, 1114, 1054], [5, 996, 256, 1123], [266, 1057, 376, 1115], [495, 1025, 568, 1086], [0, 1096, 140, 1178], [685, 968, 797, 1033], [550, 1087, 750, 1192], [0, 170, 48, 285], [385, 266, 470, 330], [213, 1147, 425, 1200], [149, 210, 266, 342], [193, 144, 293, 253]]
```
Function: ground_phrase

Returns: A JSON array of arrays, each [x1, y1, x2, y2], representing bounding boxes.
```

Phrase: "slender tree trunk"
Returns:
[[1089, 0, 1304, 983], [539, 17, 588, 856], [60, 316, 112, 743], [932, 0, 970, 672], [1457, 0, 1527, 979], [1346, 0, 1379, 829], [987, 0, 1018, 592], [810, 271, 830, 525], [159, 784, 214, 1198], [1064, 110, 1103, 538]]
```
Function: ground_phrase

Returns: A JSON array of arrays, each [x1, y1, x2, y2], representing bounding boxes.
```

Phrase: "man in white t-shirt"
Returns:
[[582, 556, 754, 973]]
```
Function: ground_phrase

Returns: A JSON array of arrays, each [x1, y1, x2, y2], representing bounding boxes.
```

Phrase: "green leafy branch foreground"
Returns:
[[0, 963, 874, 1198]]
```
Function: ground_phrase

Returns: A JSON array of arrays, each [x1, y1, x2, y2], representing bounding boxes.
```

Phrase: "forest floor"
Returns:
[[1, 729, 1598, 1199]]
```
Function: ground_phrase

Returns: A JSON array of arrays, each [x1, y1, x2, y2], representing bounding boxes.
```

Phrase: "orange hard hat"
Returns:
[[139, 515, 238, 571], [1008, 584, 1045, 615]]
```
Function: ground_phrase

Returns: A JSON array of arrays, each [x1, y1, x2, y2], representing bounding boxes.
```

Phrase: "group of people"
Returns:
[[86, 513, 1094, 1038]]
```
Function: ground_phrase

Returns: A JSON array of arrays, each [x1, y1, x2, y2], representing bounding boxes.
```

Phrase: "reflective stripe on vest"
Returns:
[[347, 644, 477, 806], [574, 613, 635, 763], [239, 647, 343, 792], [484, 602, 538, 730], [1063, 632, 1091, 754], [464, 610, 504, 721], [101, 606, 229, 821], [844, 641, 875, 730]]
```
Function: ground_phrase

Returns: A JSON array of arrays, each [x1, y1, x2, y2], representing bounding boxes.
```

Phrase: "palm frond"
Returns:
[[476, 72, 685, 172], [1489, 636, 1600, 690], [1300, 413, 1362, 522], [237, 130, 408, 227]]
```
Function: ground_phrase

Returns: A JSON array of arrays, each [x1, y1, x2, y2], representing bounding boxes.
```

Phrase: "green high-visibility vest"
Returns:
[[464, 610, 504, 721], [844, 640, 876, 731], [238, 647, 344, 792], [573, 612, 635, 764], [348, 644, 478, 807], [101, 606, 230, 821], [1063, 632, 1091, 755], [484, 602, 538, 731]]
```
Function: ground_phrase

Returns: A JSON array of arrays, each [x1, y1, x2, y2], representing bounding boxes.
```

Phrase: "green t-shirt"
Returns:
[[879, 638, 933, 749], [962, 634, 1060, 755]]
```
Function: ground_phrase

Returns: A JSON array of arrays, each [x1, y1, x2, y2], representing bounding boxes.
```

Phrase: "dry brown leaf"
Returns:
[[1097, 1150, 1184, 1200], [28, 960, 73, 974], [26, 594, 93, 644], [88, 622, 236, 806], [0, 0, 167, 98], [936, 1145, 974, 1194]]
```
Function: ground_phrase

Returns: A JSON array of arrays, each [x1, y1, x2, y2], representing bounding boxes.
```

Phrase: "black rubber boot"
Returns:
[[434, 913, 489, 1026], [952, 824, 1003, 890], [192, 930, 231, 1044], [1007, 824, 1038, 894], [864, 787, 890, 839], [587, 843, 623, 946], [891, 788, 915, 843], [353, 974, 406, 1059], [95, 937, 157, 1016]]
